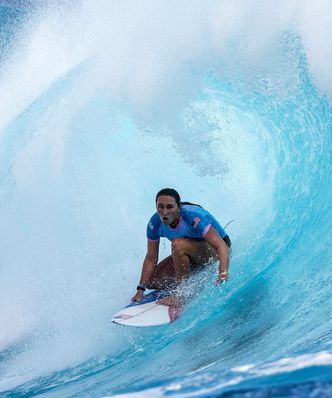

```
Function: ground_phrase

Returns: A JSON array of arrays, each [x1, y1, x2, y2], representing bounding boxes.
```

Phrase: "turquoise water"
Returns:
[[0, 2, 331, 397]]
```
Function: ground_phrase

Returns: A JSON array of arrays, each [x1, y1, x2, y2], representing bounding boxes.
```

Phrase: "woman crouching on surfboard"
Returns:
[[131, 188, 231, 306]]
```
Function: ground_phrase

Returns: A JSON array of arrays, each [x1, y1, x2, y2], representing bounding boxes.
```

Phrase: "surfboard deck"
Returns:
[[112, 290, 182, 327]]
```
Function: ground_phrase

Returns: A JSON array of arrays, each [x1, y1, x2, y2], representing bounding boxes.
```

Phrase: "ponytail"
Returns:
[[179, 201, 202, 208]]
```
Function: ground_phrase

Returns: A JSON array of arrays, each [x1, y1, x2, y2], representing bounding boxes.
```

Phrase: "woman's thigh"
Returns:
[[173, 238, 218, 268]]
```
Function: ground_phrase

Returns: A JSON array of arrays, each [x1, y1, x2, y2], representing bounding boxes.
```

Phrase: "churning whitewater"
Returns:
[[0, 1, 331, 397]]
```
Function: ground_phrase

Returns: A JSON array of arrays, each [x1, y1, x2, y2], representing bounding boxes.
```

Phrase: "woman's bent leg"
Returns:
[[147, 239, 218, 292], [147, 256, 176, 290], [171, 238, 218, 283]]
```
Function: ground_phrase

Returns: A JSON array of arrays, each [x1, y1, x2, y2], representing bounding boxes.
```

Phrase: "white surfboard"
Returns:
[[112, 290, 182, 327]]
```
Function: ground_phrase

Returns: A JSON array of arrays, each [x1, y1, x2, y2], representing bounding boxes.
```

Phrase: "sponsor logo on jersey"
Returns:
[[192, 217, 201, 228]]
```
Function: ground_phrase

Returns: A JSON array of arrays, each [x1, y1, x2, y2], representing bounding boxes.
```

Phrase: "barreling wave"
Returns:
[[0, 1, 331, 397]]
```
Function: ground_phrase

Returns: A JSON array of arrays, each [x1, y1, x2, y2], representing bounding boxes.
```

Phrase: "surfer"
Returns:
[[131, 188, 231, 305]]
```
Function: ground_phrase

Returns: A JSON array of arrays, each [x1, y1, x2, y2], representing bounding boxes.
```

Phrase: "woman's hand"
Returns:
[[216, 271, 229, 285], [131, 289, 145, 302]]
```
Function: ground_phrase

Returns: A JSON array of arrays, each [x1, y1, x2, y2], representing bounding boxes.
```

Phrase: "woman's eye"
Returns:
[[158, 204, 175, 209]]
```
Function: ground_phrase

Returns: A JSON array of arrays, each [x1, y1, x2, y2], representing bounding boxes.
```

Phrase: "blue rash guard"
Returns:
[[146, 204, 227, 242]]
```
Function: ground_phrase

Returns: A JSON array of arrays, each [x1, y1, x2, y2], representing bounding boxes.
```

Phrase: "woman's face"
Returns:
[[156, 195, 180, 226]]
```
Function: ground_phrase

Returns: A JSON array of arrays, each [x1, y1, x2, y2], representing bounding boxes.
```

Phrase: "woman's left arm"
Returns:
[[204, 226, 230, 284]]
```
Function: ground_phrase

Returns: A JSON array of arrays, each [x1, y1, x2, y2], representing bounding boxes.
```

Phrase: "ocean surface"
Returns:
[[0, 1, 331, 397]]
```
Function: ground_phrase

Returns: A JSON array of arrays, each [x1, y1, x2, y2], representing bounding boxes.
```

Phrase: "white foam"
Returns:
[[232, 351, 332, 376], [1, 0, 331, 134]]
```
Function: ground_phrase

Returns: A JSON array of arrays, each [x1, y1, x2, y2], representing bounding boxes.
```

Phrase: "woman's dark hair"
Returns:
[[155, 188, 202, 208], [155, 188, 181, 205]]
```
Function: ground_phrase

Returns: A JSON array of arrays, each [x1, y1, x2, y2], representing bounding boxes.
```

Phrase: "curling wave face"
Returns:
[[0, 1, 331, 397]]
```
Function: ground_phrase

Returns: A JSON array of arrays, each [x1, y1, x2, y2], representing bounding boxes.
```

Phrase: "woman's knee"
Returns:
[[171, 238, 190, 254], [172, 237, 187, 246]]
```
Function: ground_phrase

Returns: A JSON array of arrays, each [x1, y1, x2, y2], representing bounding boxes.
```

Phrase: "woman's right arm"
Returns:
[[131, 239, 160, 301]]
